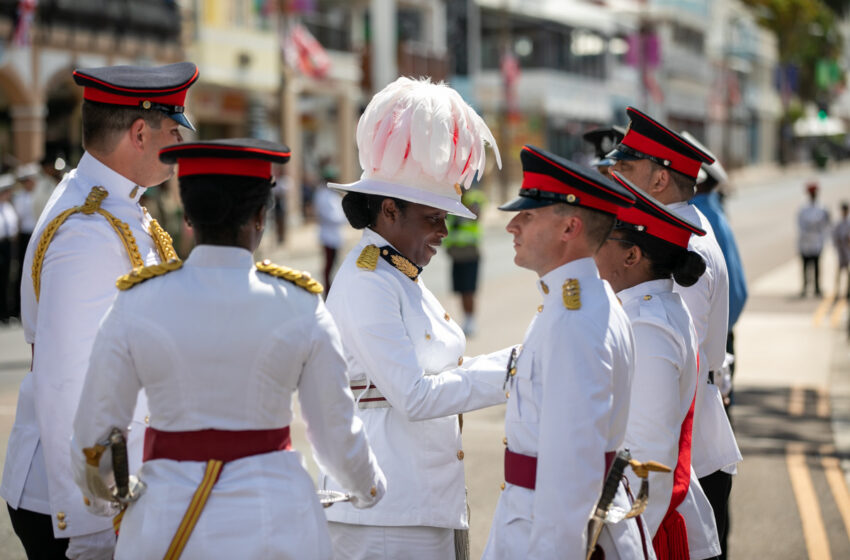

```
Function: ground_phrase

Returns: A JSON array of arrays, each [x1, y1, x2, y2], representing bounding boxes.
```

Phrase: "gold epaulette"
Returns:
[[562, 278, 581, 310], [356, 245, 379, 271], [116, 259, 183, 291], [256, 259, 323, 294]]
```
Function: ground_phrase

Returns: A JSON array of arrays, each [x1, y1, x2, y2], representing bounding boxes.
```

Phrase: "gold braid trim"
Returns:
[[143, 208, 179, 263], [356, 245, 379, 271], [116, 259, 183, 291], [256, 259, 324, 294], [31, 187, 146, 301], [562, 278, 581, 310]]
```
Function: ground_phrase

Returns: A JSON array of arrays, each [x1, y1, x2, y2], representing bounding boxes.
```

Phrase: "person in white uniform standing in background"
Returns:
[[71, 138, 385, 560], [321, 76, 512, 560], [797, 181, 831, 298], [1, 62, 198, 560]]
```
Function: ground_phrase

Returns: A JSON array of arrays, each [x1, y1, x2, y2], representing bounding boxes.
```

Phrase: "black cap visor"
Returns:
[[499, 189, 571, 211]]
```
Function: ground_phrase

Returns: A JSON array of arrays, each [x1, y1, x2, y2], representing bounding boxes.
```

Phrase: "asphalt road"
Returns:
[[0, 161, 848, 558]]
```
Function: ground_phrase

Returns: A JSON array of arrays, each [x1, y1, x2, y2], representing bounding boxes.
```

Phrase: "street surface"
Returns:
[[0, 162, 848, 558]]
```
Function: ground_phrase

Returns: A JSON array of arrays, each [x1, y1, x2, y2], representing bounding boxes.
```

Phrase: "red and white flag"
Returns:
[[12, 0, 38, 47], [283, 22, 330, 79]]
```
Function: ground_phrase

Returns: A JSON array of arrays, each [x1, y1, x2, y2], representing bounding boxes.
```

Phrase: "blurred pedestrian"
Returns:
[[797, 181, 830, 297], [11, 164, 40, 319], [445, 187, 487, 336], [485, 145, 647, 560], [1, 62, 197, 560], [72, 139, 385, 560], [0, 174, 18, 324], [321, 76, 510, 560], [685, 131, 748, 410], [609, 107, 740, 560], [834, 201, 850, 300], [582, 125, 625, 178], [597, 172, 718, 559], [313, 162, 346, 290]]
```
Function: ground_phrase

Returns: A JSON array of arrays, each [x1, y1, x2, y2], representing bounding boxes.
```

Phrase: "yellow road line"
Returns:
[[813, 295, 834, 327], [787, 445, 832, 560], [789, 386, 806, 417], [817, 388, 831, 418], [821, 455, 850, 542], [830, 298, 847, 328]]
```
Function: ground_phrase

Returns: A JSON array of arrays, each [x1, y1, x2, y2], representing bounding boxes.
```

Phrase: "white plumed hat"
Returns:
[[330, 76, 501, 219]]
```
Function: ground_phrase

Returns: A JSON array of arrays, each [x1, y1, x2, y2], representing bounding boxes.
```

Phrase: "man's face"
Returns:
[[611, 158, 656, 190], [505, 205, 570, 277], [142, 117, 183, 187]]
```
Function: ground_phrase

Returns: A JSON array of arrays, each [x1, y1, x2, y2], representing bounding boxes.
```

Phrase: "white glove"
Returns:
[[718, 352, 735, 399], [65, 528, 116, 560], [349, 471, 387, 510]]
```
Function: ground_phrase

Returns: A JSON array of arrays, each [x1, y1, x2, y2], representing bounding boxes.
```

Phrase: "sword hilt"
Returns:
[[109, 428, 130, 500], [597, 449, 631, 513]]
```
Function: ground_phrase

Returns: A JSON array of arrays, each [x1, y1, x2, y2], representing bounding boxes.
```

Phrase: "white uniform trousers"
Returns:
[[328, 521, 454, 560]]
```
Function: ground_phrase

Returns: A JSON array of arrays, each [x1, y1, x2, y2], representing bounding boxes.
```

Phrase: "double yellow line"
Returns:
[[812, 295, 847, 328], [786, 387, 850, 560]]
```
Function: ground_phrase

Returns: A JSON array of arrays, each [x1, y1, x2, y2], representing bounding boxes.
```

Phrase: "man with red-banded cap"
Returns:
[[608, 107, 741, 560], [1, 62, 197, 559], [483, 145, 655, 560], [70, 139, 385, 559]]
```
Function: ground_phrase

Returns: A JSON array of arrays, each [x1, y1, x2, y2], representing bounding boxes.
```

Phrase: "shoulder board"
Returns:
[[256, 259, 323, 295], [356, 244, 379, 271], [116, 259, 183, 291], [562, 278, 581, 310]]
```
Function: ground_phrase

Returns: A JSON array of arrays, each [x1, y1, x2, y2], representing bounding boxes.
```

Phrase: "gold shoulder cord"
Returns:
[[116, 259, 183, 290], [256, 259, 324, 294], [31, 186, 180, 301]]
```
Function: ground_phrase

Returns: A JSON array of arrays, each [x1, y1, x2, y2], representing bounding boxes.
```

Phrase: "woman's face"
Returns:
[[379, 200, 448, 267], [594, 233, 637, 293]]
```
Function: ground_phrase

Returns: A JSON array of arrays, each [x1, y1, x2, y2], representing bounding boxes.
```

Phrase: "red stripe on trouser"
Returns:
[[504, 449, 615, 490]]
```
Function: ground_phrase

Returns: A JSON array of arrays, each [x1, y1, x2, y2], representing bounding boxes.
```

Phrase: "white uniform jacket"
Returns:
[[619, 280, 720, 559], [322, 228, 511, 529], [484, 258, 652, 560], [71, 246, 385, 560], [1, 153, 157, 538], [797, 203, 830, 257], [670, 203, 741, 478]]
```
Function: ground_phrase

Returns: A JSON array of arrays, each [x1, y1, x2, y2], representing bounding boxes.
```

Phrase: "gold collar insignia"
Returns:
[[562, 278, 581, 310], [379, 245, 421, 282]]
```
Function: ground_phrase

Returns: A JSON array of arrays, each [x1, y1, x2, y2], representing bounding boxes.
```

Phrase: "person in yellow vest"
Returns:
[[71, 139, 385, 559], [1, 62, 197, 560], [445, 188, 487, 336]]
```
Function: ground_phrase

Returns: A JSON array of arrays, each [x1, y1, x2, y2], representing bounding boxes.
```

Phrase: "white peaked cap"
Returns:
[[330, 76, 501, 219], [680, 131, 728, 186]]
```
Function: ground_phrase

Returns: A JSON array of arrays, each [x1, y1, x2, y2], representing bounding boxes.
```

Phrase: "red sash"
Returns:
[[143, 427, 292, 463], [504, 448, 615, 490], [652, 357, 699, 560]]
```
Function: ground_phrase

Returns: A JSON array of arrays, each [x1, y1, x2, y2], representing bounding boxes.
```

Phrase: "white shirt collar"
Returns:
[[617, 278, 674, 306], [537, 257, 600, 299], [75, 152, 147, 203], [185, 245, 255, 268]]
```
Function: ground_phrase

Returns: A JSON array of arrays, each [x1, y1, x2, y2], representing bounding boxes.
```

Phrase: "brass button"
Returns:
[[444, 312, 450, 321], [370, 486, 377, 497], [502, 436, 508, 445], [261, 259, 271, 266], [566, 193, 576, 203], [382, 249, 389, 256], [457, 357, 463, 366], [457, 450, 465, 460], [56, 512, 65, 521], [537, 305, 543, 312], [505, 391, 510, 399], [57, 521, 67, 530], [509, 368, 516, 376], [643, 295, 652, 301], [83, 497, 90, 506], [144, 415, 150, 425], [500, 482, 506, 491], [142, 100, 151, 109], [540, 281, 549, 294], [425, 333, 431, 340]]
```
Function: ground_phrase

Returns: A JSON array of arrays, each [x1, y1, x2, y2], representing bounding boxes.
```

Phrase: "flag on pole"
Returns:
[[12, 0, 38, 47], [282, 22, 331, 79]]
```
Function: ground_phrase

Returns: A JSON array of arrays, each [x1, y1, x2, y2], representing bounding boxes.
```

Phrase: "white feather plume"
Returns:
[[356, 76, 500, 193]]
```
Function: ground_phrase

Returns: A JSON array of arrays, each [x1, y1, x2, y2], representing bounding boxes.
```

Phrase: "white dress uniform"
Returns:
[[484, 258, 653, 560], [71, 245, 384, 559], [798, 202, 830, 257], [668, 202, 739, 559], [619, 280, 720, 559], [322, 228, 511, 558], [1, 152, 159, 538]]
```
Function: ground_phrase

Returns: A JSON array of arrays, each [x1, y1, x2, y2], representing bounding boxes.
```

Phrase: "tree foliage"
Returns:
[[742, 0, 844, 101]]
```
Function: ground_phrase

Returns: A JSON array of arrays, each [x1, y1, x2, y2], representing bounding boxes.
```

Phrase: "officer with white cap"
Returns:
[[1, 62, 198, 559]]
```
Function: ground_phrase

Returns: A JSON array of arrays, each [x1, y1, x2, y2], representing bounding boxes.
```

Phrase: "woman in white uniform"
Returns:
[[70, 139, 386, 560], [320, 77, 512, 559], [595, 172, 718, 560]]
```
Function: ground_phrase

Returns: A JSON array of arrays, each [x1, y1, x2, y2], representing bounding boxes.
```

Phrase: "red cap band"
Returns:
[[83, 87, 189, 108], [617, 206, 693, 248], [177, 157, 271, 179], [623, 130, 702, 179], [521, 171, 622, 214]]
